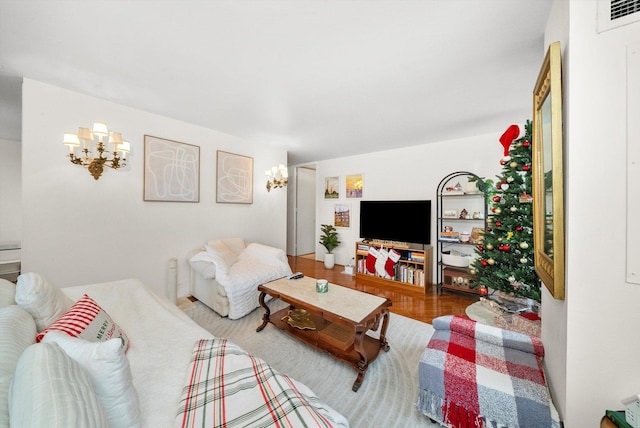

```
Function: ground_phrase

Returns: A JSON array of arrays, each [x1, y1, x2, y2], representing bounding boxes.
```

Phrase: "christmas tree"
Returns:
[[469, 120, 542, 302]]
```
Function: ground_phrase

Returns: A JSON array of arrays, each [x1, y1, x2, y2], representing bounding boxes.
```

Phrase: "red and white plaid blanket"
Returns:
[[417, 315, 560, 428], [177, 338, 349, 428]]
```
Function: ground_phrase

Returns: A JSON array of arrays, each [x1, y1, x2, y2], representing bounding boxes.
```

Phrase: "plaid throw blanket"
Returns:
[[177, 338, 349, 428], [416, 315, 560, 428]]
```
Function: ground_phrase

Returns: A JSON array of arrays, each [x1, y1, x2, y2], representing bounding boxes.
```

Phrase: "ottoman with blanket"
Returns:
[[416, 315, 560, 427]]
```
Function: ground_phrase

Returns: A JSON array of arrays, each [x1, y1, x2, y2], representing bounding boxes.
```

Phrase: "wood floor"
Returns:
[[288, 255, 479, 324]]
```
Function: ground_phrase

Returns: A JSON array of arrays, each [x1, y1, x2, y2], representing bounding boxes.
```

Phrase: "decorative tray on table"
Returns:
[[282, 309, 316, 330]]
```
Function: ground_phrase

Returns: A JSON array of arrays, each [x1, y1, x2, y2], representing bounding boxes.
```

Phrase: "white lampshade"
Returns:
[[92, 121, 108, 137], [265, 169, 272, 177], [109, 131, 123, 150], [118, 141, 131, 153], [77, 127, 93, 142], [63, 132, 80, 147]]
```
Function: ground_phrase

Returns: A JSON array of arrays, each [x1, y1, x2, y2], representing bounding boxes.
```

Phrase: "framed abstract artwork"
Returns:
[[216, 150, 254, 204], [346, 174, 363, 198], [143, 135, 200, 202], [324, 176, 339, 199]]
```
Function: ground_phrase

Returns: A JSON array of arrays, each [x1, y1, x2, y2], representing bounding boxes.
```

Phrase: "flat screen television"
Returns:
[[359, 200, 431, 245]]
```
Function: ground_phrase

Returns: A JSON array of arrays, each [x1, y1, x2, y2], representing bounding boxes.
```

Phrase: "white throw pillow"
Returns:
[[0, 278, 15, 308], [205, 240, 238, 267], [15, 272, 72, 332], [0, 305, 36, 428], [220, 237, 246, 255], [42, 331, 142, 428], [10, 342, 109, 428]]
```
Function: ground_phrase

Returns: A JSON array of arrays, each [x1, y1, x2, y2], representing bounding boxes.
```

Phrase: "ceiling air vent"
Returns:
[[598, 0, 640, 32]]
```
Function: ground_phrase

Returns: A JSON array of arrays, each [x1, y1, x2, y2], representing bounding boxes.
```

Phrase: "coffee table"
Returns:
[[256, 276, 392, 392]]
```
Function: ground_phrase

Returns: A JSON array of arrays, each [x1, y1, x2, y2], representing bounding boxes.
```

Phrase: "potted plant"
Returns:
[[319, 224, 341, 269]]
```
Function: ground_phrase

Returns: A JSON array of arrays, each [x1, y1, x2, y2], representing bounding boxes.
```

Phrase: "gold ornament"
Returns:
[[510, 206, 517, 212], [519, 242, 529, 249], [487, 258, 495, 265], [494, 207, 502, 214], [486, 243, 494, 250], [520, 257, 528, 263], [470, 268, 477, 275], [510, 161, 518, 168]]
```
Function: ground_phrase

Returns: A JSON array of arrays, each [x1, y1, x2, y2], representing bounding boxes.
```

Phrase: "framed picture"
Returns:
[[143, 135, 200, 202], [443, 209, 459, 219], [334, 203, 351, 228], [324, 176, 339, 199], [216, 151, 254, 204], [346, 174, 363, 198]]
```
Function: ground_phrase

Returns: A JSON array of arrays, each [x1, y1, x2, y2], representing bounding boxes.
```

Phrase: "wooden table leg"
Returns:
[[352, 330, 367, 392], [256, 292, 271, 332], [379, 310, 391, 352]]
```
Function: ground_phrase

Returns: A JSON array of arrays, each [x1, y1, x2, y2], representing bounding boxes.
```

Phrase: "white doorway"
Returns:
[[291, 166, 316, 256]]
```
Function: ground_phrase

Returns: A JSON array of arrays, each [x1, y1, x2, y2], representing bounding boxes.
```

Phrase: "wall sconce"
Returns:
[[63, 121, 130, 180], [265, 164, 288, 192]]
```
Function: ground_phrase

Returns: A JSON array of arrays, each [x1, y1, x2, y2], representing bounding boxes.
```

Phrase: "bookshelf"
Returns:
[[436, 171, 488, 295], [354, 241, 433, 294]]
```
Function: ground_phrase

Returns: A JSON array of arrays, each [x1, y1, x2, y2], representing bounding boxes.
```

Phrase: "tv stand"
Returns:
[[354, 241, 433, 294]]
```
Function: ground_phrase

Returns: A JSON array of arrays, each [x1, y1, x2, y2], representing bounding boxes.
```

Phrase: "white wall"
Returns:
[[21, 79, 287, 298], [0, 138, 21, 242], [312, 131, 508, 281], [543, 1, 640, 426]]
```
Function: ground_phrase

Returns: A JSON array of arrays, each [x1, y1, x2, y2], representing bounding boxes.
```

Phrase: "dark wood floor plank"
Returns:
[[288, 256, 478, 324]]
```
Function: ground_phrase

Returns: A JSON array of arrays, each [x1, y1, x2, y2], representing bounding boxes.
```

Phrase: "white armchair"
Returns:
[[188, 238, 292, 319]]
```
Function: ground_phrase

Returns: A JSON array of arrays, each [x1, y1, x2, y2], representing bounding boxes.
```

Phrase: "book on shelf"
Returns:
[[439, 231, 460, 242], [408, 251, 425, 262]]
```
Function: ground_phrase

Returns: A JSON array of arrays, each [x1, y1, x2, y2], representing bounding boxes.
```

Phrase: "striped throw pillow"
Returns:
[[36, 294, 129, 351]]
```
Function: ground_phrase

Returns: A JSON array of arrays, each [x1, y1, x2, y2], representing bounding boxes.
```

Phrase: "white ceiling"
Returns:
[[0, 0, 551, 165]]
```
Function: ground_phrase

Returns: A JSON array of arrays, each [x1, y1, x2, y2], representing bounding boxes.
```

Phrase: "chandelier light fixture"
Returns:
[[63, 121, 130, 180], [265, 164, 288, 192]]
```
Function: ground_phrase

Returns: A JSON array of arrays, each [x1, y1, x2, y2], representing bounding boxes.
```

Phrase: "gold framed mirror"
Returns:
[[532, 41, 565, 300]]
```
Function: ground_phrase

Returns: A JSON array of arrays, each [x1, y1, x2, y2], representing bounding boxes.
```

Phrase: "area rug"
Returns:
[[183, 299, 440, 428]]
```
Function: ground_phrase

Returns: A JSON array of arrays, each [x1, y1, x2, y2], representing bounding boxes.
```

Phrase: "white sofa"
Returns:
[[0, 274, 348, 427], [188, 237, 292, 319]]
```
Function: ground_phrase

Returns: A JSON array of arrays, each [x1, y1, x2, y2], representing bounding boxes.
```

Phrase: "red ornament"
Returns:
[[523, 141, 531, 148], [495, 221, 502, 227], [516, 226, 523, 231], [486, 227, 492, 232], [493, 195, 501, 203], [477, 245, 484, 251], [523, 164, 531, 171], [502, 244, 511, 251], [480, 260, 488, 267]]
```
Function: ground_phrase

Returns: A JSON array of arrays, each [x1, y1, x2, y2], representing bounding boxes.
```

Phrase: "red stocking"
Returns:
[[385, 249, 401, 277], [366, 246, 380, 274]]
